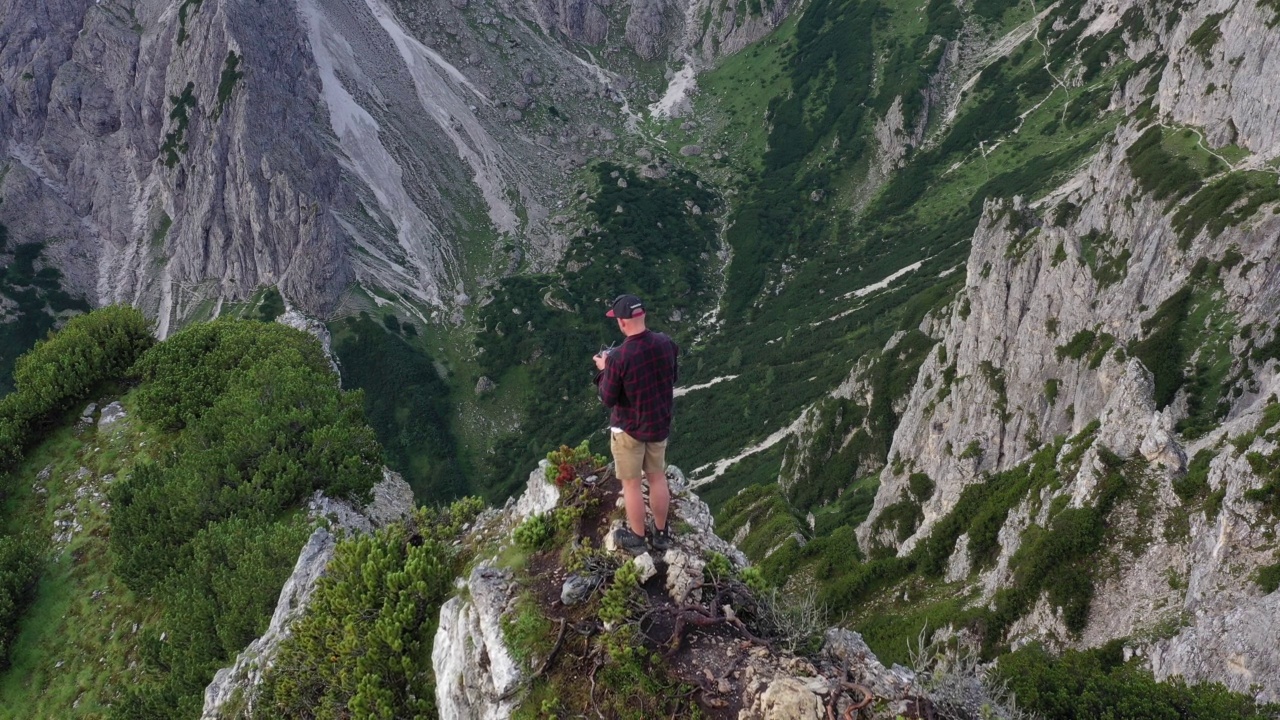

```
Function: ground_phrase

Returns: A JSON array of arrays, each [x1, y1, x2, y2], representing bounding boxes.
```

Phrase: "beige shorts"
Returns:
[[610, 430, 667, 480]]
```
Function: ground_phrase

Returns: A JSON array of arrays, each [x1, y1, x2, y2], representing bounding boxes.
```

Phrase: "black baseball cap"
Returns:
[[606, 294, 645, 318]]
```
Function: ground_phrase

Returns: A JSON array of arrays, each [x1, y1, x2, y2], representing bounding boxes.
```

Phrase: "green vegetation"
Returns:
[[1188, 13, 1225, 62], [1125, 126, 1219, 204], [332, 313, 463, 501], [0, 308, 146, 691], [256, 285, 284, 322], [150, 212, 172, 248], [674, 0, 1129, 552], [474, 163, 719, 496], [1259, 0, 1280, 27], [996, 641, 1279, 720], [0, 233, 93, 396], [0, 399, 162, 716], [1044, 378, 1060, 404], [1079, 230, 1131, 289], [0, 306, 153, 468], [804, 424, 1110, 657], [254, 498, 484, 719], [1129, 262, 1237, 436], [1174, 449, 1214, 505], [0, 531, 40, 668], [716, 483, 805, 568], [1172, 171, 1280, 249], [717, 0, 878, 319], [987, 448, 1131, 637], [160, 82, 197, 168], [176, 0, 204, 45], [1257, 559, 1280, 594], [1243, 447, 1280, 519], [214, 50, 244, 118], [101, 319, 381, 716]]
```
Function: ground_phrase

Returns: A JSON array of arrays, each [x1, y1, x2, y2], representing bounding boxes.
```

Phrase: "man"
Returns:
[[593, 294, 680, 555]]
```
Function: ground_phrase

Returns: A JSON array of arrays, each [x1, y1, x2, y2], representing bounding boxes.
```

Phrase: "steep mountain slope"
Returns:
[[0, 0, 789, 335], [3, 0, 1280, 711], [693, 0, 1280, 702]]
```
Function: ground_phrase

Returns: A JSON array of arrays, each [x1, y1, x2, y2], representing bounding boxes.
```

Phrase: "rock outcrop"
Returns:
[[200, 469, 414, 719], [428, 462, 1033, 719]]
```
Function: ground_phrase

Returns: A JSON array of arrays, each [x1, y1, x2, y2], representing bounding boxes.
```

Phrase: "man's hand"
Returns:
[[593, 352, 607, 371]]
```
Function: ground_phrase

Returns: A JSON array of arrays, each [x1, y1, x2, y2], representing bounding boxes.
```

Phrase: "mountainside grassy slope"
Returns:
[[0, 310, 384, 718]]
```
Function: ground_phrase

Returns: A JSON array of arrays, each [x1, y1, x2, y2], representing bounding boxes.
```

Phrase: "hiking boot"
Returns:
[[613, 526, 648, 556], [648, 521, 672, 552]]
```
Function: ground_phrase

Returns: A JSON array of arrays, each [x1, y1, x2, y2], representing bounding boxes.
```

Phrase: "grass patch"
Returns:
[[1126, 126, 1221, 204], [0, 399, 163, 718]]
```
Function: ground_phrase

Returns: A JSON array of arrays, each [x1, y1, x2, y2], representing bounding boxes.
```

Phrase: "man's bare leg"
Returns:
[[621, 476, 647, 536], [646, 470, 670, 531]]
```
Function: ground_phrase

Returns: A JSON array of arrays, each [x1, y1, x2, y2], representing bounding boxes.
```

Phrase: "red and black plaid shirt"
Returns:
[[595, 330, 679, 442]]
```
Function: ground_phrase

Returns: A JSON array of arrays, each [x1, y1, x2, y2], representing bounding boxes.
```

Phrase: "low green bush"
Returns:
[[996, 641, 1278, 720], [130, 319, 330, 431], [0, 531, 41, 669], [253, 499, 484, 719]]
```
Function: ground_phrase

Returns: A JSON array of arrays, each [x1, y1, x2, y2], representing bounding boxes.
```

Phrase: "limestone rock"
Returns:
[[433, 566, 522, 719], [511, 461, 562, 522], [633, 552, 658, 583], [560, 573, 600, 605], [664, 547, 705, 604], [96, 401, 126, 429], [529, 0, 609, 46], [276, 309, 339, 374], [624, 0, 667, 61]]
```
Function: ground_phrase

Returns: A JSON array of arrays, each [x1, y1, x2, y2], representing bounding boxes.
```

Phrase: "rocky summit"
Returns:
[[3, 0, 1280, 717]]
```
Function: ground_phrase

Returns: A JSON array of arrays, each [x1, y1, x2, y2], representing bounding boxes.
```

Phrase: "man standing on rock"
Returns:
[[593, 294, 679, 555]]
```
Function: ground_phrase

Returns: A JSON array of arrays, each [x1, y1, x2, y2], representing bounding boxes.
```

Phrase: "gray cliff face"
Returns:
[[1, 0, 355, 331], [525, 0, 794, 64], [1, 0, 793, 332]]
